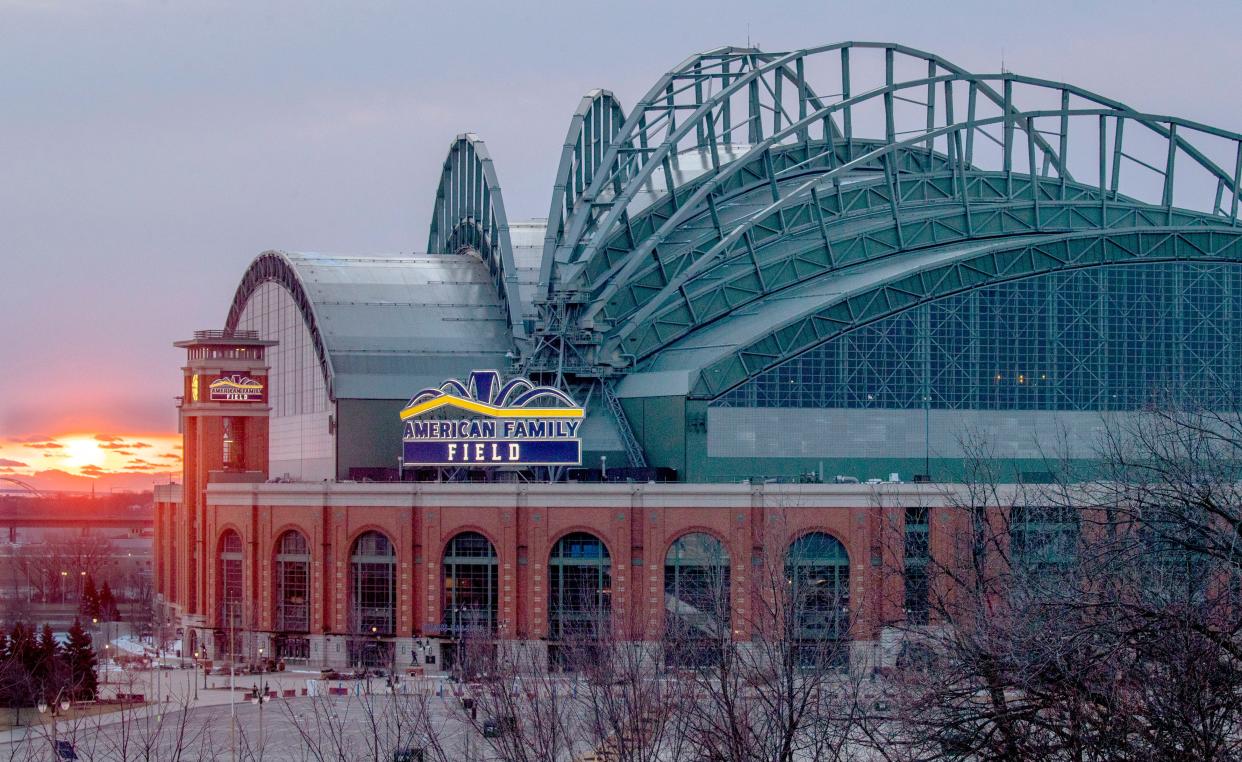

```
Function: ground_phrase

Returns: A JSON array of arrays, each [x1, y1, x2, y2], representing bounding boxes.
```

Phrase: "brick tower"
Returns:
[[168, 329, 274, 638]]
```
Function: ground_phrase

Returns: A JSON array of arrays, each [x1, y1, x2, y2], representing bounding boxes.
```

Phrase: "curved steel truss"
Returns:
[[540, 89, 630, 291], [546, 44, 1071, 293], [427, 133, 525, 342], [603, 100, 1242, 363], [225, 250, 335, 398]]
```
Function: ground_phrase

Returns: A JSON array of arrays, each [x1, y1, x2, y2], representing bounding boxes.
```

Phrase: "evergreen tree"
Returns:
[[63, 620, 96, 701], [10, 623, 35, 675], [80, 576, 100, 621], [33, 625, 59, 704], [6, 623, 36, 714], [0, 630, 12, 719], [99, 581, 119, 622]]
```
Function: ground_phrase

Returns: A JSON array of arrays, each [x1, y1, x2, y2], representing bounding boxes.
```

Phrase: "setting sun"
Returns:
[[61, 436, 104, 469]]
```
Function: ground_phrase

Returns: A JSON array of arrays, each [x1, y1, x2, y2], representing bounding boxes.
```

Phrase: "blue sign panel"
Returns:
[[402, 440, 581, 466], [400, 371, 584, 467]]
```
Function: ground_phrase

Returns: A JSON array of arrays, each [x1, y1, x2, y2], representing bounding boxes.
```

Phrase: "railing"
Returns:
[[193, 329, 260, 341]]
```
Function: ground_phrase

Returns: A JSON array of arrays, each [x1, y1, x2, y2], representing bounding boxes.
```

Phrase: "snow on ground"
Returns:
[[110, 637, 147, 656]]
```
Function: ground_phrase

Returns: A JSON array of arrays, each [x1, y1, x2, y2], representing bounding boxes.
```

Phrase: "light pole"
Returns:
[[192, 651, 200, 700], [44, 686, 71, 755], [229, 601, 236, 762], [369, 626, 379, 691], [252, 679, 270, 760], [923, 393, 931, 479]]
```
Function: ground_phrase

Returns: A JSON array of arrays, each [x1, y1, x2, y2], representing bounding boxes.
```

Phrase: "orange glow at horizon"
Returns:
[[0, 431, 182, 482]]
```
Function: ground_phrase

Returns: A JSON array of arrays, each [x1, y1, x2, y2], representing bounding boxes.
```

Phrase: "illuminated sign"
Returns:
[[208, 374, 265, 402], [400, 370, 583, 467]]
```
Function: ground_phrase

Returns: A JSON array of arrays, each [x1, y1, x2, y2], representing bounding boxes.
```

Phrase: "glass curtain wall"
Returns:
[[717, 263, 1242, 412]]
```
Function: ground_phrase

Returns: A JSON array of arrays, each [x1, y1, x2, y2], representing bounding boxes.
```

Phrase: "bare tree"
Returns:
[[454, 638, 584, 762], [867, 412, 1242, 761], [668, 507, 866, 762], [568, 623, 694, 762]]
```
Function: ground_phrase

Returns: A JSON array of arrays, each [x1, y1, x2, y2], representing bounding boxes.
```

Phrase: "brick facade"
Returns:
[[155, 480, 970, 669]]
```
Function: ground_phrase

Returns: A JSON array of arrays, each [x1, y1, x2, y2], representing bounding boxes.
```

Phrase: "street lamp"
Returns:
[[251, 679, 270, 756], [192, 651, 199, 700], [369, 626, 381, 687], [44, 686, 73, 756]]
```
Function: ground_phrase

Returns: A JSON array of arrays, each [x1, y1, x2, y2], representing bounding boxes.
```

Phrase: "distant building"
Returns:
[[0, 494, 153, 627]]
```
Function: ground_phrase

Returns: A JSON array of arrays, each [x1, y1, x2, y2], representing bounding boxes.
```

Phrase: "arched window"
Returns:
[[548, 532, 611, 656], [665, 533, 730, 666], [218, 531, 244, 626], [217, 530, 243, 660], [274, 531, 310, 632], [349, 531, 396, 636], [442, 532, 498, 638], [786, 532, 850, 667]]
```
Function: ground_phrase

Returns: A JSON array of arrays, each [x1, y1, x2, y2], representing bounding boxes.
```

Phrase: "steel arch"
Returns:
[[686, 227, 1242, 399], [550, 43, 1075, 293], [427, 133, 525, 342], [579, 70, 1063, 330], [539, 90, 629, 292], [579, 137, 958, 298], [0, 477, 42, 497], [602, 99, 1242, 365], [225, 250, 335, 399]]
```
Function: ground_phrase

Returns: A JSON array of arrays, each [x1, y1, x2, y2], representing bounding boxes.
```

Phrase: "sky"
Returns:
[[2, 0, 1242, 492]]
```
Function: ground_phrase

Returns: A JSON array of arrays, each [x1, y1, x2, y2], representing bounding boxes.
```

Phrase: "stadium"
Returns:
[[156, 42, 1242, 669]]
